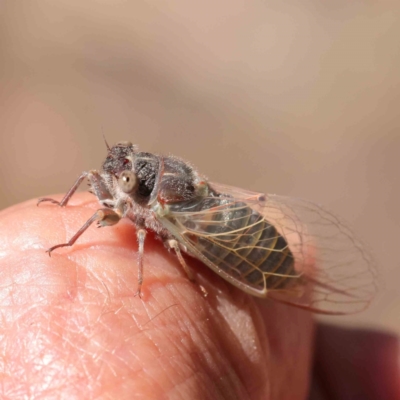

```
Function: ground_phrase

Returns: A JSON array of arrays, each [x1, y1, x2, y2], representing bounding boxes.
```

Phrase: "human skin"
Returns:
[[1, 194, 399, 400], [0, 193, 314, 400]]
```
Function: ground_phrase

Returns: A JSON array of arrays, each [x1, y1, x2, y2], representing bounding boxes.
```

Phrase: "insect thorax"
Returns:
[[100, 144, 208, 236]]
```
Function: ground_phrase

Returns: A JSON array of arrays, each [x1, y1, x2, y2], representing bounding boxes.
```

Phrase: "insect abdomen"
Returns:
[[178, 197, 297, 292]]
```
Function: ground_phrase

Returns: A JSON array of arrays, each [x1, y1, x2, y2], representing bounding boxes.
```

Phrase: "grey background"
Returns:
[[0, 1, 399, 332]]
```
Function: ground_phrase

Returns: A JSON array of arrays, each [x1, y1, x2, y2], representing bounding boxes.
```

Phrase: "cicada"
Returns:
[[38, 141, 378, 314]]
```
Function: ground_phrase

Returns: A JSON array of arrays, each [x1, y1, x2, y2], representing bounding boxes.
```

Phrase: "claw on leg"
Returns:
[[37, 198, 63, 206]]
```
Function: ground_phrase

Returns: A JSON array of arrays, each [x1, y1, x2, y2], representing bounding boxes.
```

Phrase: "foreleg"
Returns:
[[46, 207, 123, 255], [37, 170, 112, 207]]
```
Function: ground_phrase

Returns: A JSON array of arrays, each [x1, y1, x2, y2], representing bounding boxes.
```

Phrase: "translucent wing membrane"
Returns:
[[158, 182, 378, 314]]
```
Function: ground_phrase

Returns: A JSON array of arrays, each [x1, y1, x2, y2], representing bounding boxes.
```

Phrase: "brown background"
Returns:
[[0, 1, 399, 333]]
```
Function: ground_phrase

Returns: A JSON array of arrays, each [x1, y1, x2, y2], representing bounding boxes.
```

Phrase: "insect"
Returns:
[[38, 141, 378, 314]]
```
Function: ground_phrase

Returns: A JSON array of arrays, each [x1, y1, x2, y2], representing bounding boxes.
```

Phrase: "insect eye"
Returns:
[[118, 170, 138, 194]]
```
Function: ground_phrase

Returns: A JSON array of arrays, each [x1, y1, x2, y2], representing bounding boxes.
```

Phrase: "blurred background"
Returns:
[[0, 1, 399, 332]]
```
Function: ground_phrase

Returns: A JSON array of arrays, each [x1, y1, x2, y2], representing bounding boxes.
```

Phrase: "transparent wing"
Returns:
[[158, 182, 378, 314]]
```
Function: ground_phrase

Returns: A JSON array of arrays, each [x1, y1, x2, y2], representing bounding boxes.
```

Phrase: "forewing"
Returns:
[[159, 182, 378, 314]]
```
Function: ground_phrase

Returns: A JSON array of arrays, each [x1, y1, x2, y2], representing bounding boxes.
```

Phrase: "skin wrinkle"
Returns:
[[52, 291, 126, 395], [134, 331, 175, 394], [181, 373, 228, 400], [214, 297, 271, 398], [138, 300, 224, 397], [130, 282, 249, 399], [174, 327, 229, 394], [119, 307, 191, 396], [172, 359, 227, 400], [167, 292, 250, 399], [9, 320, 62, 396], [168, 374, 206, 400], [193, 327, 249, 399], [214, 294, 268, 394]]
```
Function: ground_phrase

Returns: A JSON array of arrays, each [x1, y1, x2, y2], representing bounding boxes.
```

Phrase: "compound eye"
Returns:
[[118, 170, 138, 194], [116, 141, 133, 147]]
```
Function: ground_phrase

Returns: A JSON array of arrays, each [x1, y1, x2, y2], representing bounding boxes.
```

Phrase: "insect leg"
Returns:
[[38, 171, 89, 206], [167, 239, 195, 282], [167, 239, 208, 296], [134, 229, 147, 298], [37, 170, 112, 207], [46, 208, 122, 255], [87, 171, 113, 202]]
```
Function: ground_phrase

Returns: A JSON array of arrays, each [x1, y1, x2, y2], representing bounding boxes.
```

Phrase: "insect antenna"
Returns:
[[101, 128, 111, 152]]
